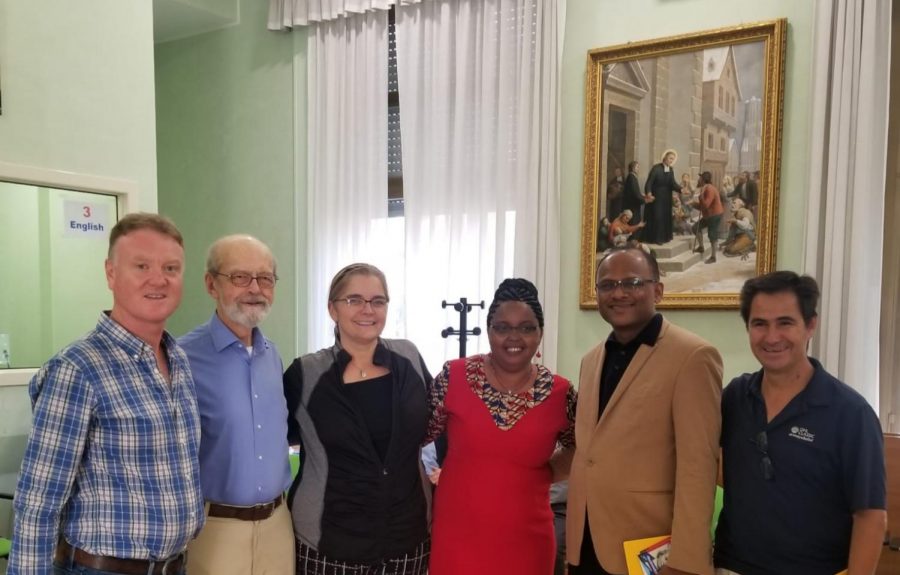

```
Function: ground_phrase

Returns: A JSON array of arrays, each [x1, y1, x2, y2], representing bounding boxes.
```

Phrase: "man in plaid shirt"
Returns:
[[8, 213, 204, 575]]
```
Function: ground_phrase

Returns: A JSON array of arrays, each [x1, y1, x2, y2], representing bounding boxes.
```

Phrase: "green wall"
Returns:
[[557, 0, 815, 383], [0, 0, 159, 210], [155, 0, 305, 356], [0, 184, 115, 368], [0, 183, 42, 368]]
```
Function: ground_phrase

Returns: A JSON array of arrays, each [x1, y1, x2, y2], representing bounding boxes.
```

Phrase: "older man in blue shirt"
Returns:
[[180, 235, 293, 575]]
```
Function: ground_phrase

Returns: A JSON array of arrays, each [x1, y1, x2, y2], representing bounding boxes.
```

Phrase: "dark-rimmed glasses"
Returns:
[[751, 431, 775, 481], [213, 271, 278, 289], [596, 277, 657, 294], [332, 296, 389, 310]]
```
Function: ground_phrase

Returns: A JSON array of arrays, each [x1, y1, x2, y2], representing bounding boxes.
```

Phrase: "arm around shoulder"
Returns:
[[549, 447, 574, 482], [424, 361, 452, 444], [550, 382, 577, 481], [283, 359, 304, 446]]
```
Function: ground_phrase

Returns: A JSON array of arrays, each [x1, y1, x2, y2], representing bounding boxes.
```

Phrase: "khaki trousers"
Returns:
[[187, 500, 295, 575]]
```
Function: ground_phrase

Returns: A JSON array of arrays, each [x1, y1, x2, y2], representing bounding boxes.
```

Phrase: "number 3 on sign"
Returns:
[[83, 206, 92, 218]]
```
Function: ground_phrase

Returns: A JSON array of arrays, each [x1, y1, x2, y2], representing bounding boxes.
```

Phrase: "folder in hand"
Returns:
[[622, 535, 671, 575]]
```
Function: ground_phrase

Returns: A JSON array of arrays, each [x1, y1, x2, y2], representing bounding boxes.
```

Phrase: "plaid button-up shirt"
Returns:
[[8, 313, 204, 575]]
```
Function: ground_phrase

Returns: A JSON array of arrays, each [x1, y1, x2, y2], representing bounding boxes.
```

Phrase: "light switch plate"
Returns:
[[0, 333, 9, 367]]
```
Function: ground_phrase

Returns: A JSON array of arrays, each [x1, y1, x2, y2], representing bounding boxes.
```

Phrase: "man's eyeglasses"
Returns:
[[751, 431, 775, 481], [490, 323, 540, 336], [213, 271, 278, 289], [333, 296, 389, 310], [596, 277, 657, 294]]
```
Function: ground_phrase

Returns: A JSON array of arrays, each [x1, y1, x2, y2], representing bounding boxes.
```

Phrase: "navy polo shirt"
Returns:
[[714, 358, 885, 575]]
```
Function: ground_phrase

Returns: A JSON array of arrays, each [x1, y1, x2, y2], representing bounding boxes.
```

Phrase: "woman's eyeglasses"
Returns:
[[333, 296, 389, 310]]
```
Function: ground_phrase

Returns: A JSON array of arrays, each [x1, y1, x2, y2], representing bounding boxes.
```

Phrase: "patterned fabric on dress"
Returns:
[[426, 354, 575, 446]]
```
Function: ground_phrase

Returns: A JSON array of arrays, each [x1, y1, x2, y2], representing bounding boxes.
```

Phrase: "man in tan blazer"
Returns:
[[567, 247, 722, 575]]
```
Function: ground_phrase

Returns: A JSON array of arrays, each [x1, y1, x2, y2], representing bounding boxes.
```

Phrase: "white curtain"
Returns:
[[803, 0, 891, 409], [269, 0, 420, 29], [305, 11, 393, 352], [396, 0, 565, 372]]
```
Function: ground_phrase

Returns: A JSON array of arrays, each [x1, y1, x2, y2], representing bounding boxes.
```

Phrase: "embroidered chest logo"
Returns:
[[788, 426, 815, 443]]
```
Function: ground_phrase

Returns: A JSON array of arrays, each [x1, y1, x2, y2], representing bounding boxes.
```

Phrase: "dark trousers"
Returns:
[[552, 501, 567, 575], [567, 515, 620, 575], [693, 214, 722, 244]]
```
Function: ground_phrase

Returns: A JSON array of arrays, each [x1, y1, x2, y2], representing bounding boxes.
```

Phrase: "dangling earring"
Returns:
[[535, 350, 542, 359]]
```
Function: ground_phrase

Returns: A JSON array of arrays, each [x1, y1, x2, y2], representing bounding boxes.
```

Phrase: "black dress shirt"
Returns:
[[598, 313, 663, 418]]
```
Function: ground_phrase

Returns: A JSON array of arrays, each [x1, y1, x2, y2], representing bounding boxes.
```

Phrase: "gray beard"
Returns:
[[223, 301, 270, 329]]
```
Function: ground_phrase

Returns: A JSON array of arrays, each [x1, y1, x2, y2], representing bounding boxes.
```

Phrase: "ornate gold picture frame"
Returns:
[[579, 20, 787, 309]]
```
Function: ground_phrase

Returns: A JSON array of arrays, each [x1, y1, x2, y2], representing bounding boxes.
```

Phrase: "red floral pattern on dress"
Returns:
[[426, 354, 575, 448]]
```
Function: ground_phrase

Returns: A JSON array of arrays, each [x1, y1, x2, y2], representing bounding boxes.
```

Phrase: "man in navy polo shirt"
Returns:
[[714, 271, 886, 575]]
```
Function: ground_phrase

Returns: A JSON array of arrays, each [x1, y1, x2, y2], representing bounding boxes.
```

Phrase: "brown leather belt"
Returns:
[[207, 494, 283, 521], [55, 538, 186, 575]]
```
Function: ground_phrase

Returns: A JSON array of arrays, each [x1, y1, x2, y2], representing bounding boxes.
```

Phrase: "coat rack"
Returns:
[[441, 297, 485, 358]]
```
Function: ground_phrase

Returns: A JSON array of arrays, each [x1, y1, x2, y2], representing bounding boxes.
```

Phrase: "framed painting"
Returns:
[[579, 19, 787, 309]]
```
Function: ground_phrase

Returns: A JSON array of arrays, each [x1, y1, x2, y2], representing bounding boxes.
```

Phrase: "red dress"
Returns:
[[428, 356, 572, 575]]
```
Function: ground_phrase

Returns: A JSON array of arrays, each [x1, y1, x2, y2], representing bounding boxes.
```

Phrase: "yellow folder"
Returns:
[[622, 534, 671, 575]]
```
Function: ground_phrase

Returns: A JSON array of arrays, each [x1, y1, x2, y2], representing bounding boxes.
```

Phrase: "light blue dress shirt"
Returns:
[[179, 313, 291, 506]]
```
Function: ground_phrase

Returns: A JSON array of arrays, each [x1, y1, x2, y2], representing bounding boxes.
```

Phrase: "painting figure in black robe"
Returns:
[[642, 149, 682, 245]]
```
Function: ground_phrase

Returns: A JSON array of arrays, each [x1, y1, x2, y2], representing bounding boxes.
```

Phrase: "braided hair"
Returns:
[[486, 278, 544, 329]]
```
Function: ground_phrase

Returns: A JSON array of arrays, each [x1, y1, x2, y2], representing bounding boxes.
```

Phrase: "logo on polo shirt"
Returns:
[[788, 426, 815, 443]]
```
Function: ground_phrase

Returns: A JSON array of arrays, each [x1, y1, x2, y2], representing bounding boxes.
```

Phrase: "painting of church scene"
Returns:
[[595, 40, 767, 295]]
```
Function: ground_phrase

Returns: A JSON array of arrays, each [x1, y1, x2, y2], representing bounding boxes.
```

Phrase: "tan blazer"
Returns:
[[566, 319, 722, 575]]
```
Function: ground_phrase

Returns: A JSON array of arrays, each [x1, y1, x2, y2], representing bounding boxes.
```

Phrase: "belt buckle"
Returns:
[[255, 501, 272, 520], [258, 495, 278, 517]]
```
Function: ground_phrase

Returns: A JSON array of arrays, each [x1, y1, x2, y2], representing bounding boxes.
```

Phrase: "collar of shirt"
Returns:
[[98, 310, 180, 362], [746, 357, 834, 427], [604, 313, 663, 354], [335, 339, 393, 371], [208, 311, 268, 354], [746, 357, 833, 408]]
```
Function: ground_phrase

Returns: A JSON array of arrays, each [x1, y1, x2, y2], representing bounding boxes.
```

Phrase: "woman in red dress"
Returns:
[[427, 278, 576, 575]]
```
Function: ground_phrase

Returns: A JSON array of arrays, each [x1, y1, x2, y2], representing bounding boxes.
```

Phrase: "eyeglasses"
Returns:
[[490, 323, 540, 336], [213, 271, 278, 289], [751, 431, 775, 481], [596, 277, 657, 294], [333, 296, 389, 310]]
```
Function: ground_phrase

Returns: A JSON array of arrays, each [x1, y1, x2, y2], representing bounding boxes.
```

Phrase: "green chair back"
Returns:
[[0, 536, 11, 558], [711, 485, 724, 541], [289, 452, 301, 479]]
